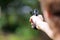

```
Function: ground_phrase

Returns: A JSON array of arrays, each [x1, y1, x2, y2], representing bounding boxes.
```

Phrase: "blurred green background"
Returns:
[[0, 0, 51, 40]]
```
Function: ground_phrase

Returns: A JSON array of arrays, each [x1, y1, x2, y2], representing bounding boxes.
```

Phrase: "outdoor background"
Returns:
[[0, 0, 51, 40]]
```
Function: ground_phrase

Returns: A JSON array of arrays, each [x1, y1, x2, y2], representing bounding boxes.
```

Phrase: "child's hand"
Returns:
[[29, 15, 43, 29], [29, 15, 54, 39]]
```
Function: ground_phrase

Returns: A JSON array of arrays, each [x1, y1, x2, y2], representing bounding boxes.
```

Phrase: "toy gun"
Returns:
[[30, 9, 39, 30]]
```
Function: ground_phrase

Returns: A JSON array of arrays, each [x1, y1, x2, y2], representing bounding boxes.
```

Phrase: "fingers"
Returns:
[[29, 18, 33, 23], [29, 15, 37, 28], [29, 15, 43, 23], [29, 15, 37, 24]]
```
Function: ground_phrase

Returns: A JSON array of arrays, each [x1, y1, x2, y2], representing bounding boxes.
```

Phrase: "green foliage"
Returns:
[[0, 14, 7, 29], [0, 0, 42, 40], [22, 0, 39, 9]]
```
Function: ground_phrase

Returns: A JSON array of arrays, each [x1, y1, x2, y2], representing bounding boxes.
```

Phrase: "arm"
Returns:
[[29, 15, 54, 39]]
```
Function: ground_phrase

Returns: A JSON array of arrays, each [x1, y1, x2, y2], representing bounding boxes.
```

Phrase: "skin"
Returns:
[[29, 1, 60, 40]]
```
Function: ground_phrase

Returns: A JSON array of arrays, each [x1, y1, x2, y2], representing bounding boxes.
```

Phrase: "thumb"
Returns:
[[38, 15, 43, 21]]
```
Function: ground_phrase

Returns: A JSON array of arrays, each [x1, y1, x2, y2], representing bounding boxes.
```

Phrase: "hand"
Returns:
[[29, 15, 54, 39], [29, 15, 43, 29]]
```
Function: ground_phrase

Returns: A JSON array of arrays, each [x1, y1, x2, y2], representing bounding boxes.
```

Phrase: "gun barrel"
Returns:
[[30, 9, 39, 30]]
